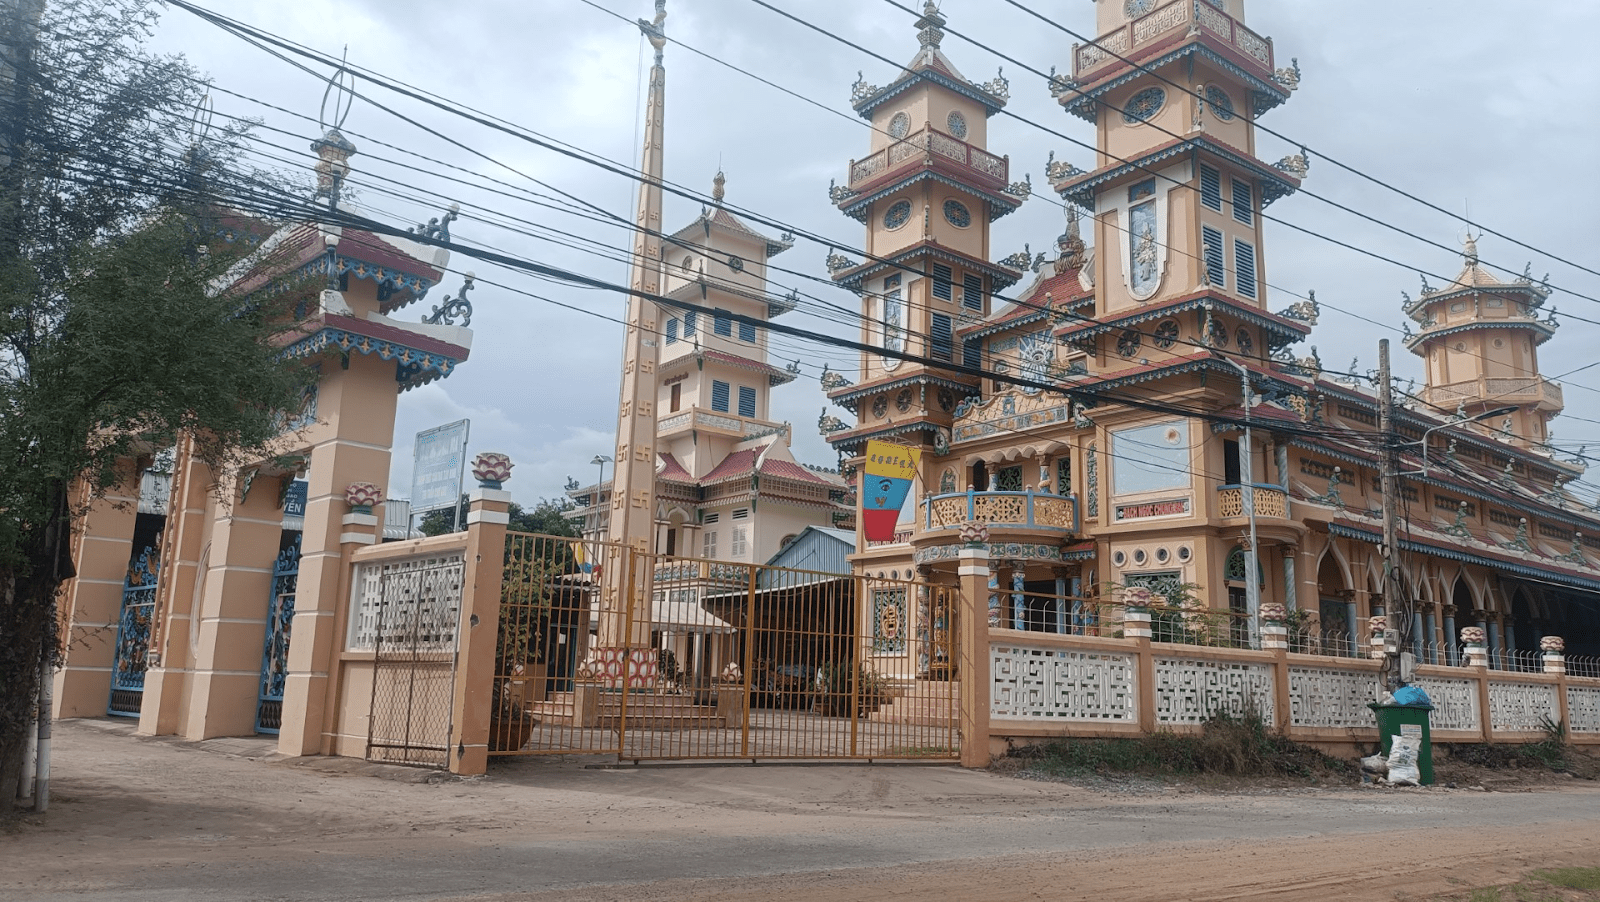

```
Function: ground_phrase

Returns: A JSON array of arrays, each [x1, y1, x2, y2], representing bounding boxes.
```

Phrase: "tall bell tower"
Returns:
[[1050, 0, 1307, 361], [824, 1, 1029, 520]]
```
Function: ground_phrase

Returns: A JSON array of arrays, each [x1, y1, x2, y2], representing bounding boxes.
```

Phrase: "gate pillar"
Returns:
[[957, 543, 992, 768], [448, 461, 512, 775], [54, 460, 142, 717], [181, 468, 287, 739]]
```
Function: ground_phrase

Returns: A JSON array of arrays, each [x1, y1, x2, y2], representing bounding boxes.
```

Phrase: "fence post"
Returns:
[[447, 455, 512, 776], [957, 543, 991, 768]]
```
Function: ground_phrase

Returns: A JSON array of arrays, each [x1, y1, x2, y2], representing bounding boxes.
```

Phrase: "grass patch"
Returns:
[[1433, 866, 1600, 901], [1007, 711, 1353, 779], [1535, 869, 1600, 891]]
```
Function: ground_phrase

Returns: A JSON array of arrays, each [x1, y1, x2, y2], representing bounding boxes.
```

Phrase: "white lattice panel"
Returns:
[[990, 644, 1135, 721], [1413, 677, 1480, 732], [1288, 667, 1377, 729], [347, 552, 465, 651], [1488, 681, 1560, 733], [1153, 658, 1275, 725], [1569, 685, 1600, 733]]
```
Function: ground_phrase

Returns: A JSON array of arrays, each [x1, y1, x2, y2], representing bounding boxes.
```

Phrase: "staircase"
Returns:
[[871, 679, 960, 727]]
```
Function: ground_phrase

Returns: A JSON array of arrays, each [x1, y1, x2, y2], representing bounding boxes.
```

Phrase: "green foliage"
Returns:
[[1010, 711, 1355, 779], [0, 0, 309, 809], [814, 662, 893, 717], [1533, 868, 1600, 891], [421, 496, 579, 538]]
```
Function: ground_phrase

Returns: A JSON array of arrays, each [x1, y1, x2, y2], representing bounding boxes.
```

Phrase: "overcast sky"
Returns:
[[147, 0, 1600, 507]]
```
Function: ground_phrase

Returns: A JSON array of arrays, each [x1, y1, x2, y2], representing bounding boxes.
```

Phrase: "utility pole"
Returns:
[[1377, 339, 1405, 693], [1224, 357, 1260, 648]]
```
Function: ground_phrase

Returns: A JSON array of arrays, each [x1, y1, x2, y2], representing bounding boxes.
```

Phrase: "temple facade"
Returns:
[[823, 0, 1599, 666]]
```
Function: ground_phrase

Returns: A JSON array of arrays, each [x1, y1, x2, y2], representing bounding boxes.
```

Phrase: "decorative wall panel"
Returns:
[[1568, 685, 1600, 734], [348, 552, 465, 651], [1412, 677, 1480, 732], [1153, 657, 1275, 724], [991, 644, 1135, 721], [1288, 667, 1375, 729], [1488, 681, 1560, 733]]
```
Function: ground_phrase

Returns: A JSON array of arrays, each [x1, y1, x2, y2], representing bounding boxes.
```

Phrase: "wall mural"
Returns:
[[1017, 330, 1054, 394], [1111, 420, 1191, 495], [881, 286, 905, 371]]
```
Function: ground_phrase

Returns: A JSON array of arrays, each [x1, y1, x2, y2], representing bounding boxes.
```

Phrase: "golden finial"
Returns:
[[712, 170, 725, 205]]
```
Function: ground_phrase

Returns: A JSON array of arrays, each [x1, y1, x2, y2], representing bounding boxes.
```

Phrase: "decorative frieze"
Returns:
[[991, 644, 1136, 722], [1153, 657, 1276, 725]]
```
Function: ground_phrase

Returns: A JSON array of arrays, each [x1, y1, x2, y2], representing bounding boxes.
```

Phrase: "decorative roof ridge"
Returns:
[[849, 4, 1010, 120], [831, 241, 1026, 292], [1060, 39, 1293, 122], [1052, 134, 1304, 211]]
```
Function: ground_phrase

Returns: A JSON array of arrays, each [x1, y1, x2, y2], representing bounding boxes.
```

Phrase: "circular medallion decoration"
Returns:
[[896, 388, 912, 412], [680, 255, 693, 273], [937, 387, 955, 412], [1205, 86, 1236, 121], [1122, 87, 1166, 124], [727, 255, 744, 273], [1133, 548, 1148, 565], [883, 200, 912, 231], [1236, 326, 1253, 354], [888, 111, 911, 139], [1117, 329, 1142, 358], [946, 110, 968, 139], [1153, 319, 1179, 349], [943, 199, 972, 228], [1124, 0, 1156, 16], [872, 395, 888, 418], [1208, 318, 1229, 347]]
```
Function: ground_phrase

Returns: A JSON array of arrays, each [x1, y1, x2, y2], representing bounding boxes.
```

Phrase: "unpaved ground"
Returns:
[[4, 719, 1599, 902]]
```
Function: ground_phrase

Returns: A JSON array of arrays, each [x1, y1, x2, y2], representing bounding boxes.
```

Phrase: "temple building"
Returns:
[[822, 0, 1600, 667]]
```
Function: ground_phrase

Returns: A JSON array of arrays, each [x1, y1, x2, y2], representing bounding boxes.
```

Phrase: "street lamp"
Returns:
[[1402, 406, 1519, 477], [590, 454, 612, 500]]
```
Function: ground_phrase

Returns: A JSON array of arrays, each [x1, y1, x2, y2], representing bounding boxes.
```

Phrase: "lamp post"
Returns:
[[1401, 405, 1519, 477], [590, 454, 612, 517]]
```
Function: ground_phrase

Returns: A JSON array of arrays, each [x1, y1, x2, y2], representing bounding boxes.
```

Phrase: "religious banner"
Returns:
[[862, 440, 921, 542]]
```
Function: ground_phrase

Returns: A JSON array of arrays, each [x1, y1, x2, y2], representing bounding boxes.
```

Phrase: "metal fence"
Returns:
[[491, 533, 959, 763]]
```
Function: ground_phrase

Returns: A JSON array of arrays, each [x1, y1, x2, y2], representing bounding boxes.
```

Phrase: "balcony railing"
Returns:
[[922, 488, 1078, 534], [1425, 377, 1563, 409], [1074, 0, 1273, 79], [1216, 484, 1288, 519], [846, 125, 1008, 193], [657, 408, 787, 440]]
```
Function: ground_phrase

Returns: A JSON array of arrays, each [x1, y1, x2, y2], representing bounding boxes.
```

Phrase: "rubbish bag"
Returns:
[[1386, 735, 1421, 786], [1392, 684, 1431, 707], [1359, 753, 1389, 775]]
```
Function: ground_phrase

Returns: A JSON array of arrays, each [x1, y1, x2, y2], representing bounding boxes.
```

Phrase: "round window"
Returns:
[[943, 199, 972, 228], [1112, 550, 1127, 567], [883, 200, 912, 230], [888, 112, 911, 139], [1122, 87, 1166, 124], [1177, 546, 1192, 562], [946, 110, 968, 139]]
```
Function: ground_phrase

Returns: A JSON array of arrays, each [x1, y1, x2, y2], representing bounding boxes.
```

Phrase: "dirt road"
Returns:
[[5, 719, 1598, 901]]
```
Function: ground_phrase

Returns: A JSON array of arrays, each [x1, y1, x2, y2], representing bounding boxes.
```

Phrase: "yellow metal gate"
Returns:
[[491, 533, 960, 763]]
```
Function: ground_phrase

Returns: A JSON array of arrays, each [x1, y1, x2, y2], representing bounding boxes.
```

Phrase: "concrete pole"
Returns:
[[1378, 340, 1404, 692], [1225, 357, 1260, 648]]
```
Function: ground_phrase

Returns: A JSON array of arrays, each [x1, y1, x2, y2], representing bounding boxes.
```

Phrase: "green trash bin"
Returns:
[[1369, 702, 1434, 785]]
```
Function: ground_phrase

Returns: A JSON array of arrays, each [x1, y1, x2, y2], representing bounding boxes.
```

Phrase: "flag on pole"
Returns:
[[861, 440, 921, 542]]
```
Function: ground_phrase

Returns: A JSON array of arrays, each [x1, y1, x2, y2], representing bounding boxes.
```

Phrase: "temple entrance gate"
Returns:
[[255, 535, 301, 733], [490, 533, 960, 763], [364, 554, 467, 768], [107, 546, 160, 717]]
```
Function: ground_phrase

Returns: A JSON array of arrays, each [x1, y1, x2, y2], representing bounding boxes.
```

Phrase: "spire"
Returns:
[[1463, 232, 1479, 267], [712, 169, 725, 205], [915, 1, 946, 50], [312, 48, 358, 209], [603, 0, 669, 653]]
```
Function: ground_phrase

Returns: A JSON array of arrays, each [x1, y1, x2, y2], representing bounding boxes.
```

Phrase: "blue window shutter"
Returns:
[[962, 337, 982, 369], [1231, 178, 1253, 225], [684, 311, 697, 335], [962, 273, 984, 311], [666, 319, 678, 344], [1234, 239, 1257, 299], [932, 264, 953, 301], [738, 385, 756, 418], [1202, 226, 1226, 288], [738, 320, 756, 342], [1200, 165, 1222, 212], [711, 380, 730, 412], [713, 313, 732, 336], [931, 313, 953, 362]]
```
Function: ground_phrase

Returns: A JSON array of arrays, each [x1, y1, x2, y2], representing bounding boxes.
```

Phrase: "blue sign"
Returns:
[[283, 480, 308, 518], [410, 419, 470, 514]]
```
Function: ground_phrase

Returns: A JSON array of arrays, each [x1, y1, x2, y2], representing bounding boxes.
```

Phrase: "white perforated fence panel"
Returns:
[[1412, 677, 1481, 732], [991, 644, 1136, 722], [1487, 681, 1561, 733], [347, 552, 466, 652], [1153, 657, 1275, 725], [1289, 667, 1377, 729], [1569, 685, 1600, 734]]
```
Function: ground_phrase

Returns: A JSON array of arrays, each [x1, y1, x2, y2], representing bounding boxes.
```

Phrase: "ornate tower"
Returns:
[[824, 2, 1029, 534], [1049, 0, 1308, 362], [1407, 237, 1562, 447]]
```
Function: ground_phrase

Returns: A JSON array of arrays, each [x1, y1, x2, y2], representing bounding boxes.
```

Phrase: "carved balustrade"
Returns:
[[846, 125, 1008, 193], [1216, 484, 1288, 519], [1074, 0, 1274, 79], [921, 488, 1078, 535]]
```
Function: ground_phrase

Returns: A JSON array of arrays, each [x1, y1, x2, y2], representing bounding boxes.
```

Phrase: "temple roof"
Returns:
[[669, 182, 795, 259], [850, 2, 1010, 120]]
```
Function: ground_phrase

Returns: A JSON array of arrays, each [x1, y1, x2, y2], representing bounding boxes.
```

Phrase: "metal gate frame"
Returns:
[[490, 533, 961, 764], [365, 558, 465, 768]]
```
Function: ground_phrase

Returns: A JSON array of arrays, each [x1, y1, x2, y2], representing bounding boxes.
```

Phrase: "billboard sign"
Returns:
[[410, 419, 470, 514]]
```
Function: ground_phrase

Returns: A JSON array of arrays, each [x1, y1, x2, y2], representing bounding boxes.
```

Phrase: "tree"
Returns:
[[0, 0, 308, 811], [419, 496, 580, 538]]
